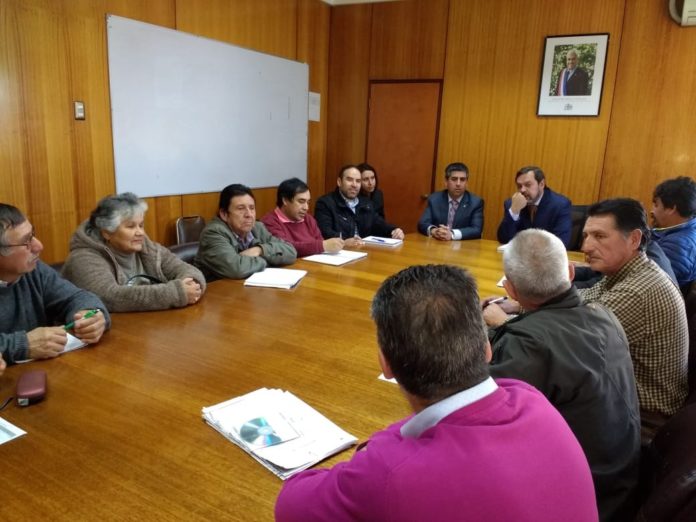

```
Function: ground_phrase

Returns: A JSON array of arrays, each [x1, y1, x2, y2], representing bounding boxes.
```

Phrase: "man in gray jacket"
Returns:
[[1, 203, 110, 365], [482, 229, 640, 522], [195, 184, 297, 281]]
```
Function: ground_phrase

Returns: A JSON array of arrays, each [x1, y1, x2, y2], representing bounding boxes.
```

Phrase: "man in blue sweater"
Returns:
[[651, 176, 696, 294]]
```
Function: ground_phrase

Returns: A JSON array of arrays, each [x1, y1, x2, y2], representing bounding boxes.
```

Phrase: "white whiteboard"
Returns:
[[106, 15, 309, 197]]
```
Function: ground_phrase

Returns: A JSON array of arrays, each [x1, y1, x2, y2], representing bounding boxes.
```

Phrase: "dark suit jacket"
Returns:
[[417, 190, 484, 240], [314, 188, 396, 239], [557, 67, 590, 96], [497, 187, 572, 247]]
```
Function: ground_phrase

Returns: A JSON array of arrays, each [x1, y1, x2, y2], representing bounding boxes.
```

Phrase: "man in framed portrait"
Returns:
[[555, 48, 590, 96]]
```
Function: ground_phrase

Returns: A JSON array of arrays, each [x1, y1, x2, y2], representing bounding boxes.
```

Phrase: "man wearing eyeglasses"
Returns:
[[0, 203, 110, 366]]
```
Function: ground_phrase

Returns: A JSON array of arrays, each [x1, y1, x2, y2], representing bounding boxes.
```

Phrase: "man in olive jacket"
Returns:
[[195, 184, 297, 281]]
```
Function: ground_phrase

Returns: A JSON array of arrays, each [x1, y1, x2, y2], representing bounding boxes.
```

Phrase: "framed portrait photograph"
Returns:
[[537, 33, 609, 117]]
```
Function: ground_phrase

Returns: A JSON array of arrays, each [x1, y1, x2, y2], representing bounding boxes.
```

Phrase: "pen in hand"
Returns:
[[484, 296, 508, 309], [64, 309, 98, 331]]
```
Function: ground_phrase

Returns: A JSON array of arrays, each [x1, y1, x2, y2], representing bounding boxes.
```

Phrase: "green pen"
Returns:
[[64, 309, 99, 331]]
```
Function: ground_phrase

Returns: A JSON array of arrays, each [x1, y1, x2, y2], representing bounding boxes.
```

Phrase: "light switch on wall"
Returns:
[[74, 101, 85, 120]]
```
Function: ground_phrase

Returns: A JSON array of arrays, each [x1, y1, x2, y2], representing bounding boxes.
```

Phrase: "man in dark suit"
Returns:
[[497, 166, 572, 247], [315, 165, 404, 247], [555, 49, 590, 96], [418, 162, 484, 241]]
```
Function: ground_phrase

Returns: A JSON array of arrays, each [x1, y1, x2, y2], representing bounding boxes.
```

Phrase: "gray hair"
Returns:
[[0, 203, 27, 256], [503, 229, 570, 303], [87, 193, 148, 234], [567, 49, 580, 59], [371, 264, 489, 401]]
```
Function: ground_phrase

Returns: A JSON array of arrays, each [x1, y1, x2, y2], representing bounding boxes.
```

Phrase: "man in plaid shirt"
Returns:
[[579, 198, 688, 441]]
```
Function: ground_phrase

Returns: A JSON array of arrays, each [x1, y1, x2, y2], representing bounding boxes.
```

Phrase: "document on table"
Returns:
[[65, 332, 88, 352], [15, 333, 87, 364], [202, 388, 358, 480], [362, 236, 403, 247], [0, 417, 26, 445], [302, 250, 368, 266], [244, 268, 307, 289]]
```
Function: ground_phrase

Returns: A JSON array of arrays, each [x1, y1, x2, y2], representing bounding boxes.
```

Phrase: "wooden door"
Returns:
[[366, 81, 441, 233]]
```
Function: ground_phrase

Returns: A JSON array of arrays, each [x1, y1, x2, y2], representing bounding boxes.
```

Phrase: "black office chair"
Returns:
[[686, 281, 696, 398], [569, 205, 589, 251], [636, 400, 696, 521], [168, 242, 199, 264], [175, 216, 205, 245]]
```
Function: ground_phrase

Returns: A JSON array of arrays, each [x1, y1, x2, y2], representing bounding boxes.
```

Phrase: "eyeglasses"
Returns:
[[1, 228, 36, 249]]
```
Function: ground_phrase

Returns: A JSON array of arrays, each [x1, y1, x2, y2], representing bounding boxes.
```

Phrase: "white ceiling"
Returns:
[[321, 0, 403, 5]]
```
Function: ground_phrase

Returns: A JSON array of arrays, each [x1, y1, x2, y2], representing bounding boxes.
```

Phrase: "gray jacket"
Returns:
[[194, 217, 297, 280], [62, 221, 206, 312]]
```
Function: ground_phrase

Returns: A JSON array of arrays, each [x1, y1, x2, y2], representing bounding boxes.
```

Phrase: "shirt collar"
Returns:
[[400, 377, 498, 438], [274, 207, 302, 224], [234, 230, 255, 249], [530, 190, 544, 207], [448, 193, 464, 205], [604, 251, 645, 284], [653, 217, 695, 233], [339, 191, 359, 210]]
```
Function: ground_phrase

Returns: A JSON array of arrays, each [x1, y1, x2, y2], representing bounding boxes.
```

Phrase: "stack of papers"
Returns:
[[202, 388, 357, 480], [362, 236, 403, 247], [244, 268, 307, 289], [302, 250, 368, 266]]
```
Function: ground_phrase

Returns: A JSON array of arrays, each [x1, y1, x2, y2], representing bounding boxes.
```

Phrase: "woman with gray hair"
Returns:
[[62, 193, 205, 312]]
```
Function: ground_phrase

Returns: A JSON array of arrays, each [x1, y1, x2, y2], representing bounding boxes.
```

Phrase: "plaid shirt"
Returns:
[[579, 253, 688, 416]]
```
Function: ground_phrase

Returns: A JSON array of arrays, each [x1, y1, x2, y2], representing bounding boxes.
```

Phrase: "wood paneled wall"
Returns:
[[0, 0, 330, 263], [326, 0, 696, 240], [438, 0, 624, 239], [602, 0, 696, 210], [3, 0, 696, 262], [326, 0, 449, 189]]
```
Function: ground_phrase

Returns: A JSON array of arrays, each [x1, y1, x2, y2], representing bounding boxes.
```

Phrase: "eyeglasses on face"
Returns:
[[1, 228, 36, 249]]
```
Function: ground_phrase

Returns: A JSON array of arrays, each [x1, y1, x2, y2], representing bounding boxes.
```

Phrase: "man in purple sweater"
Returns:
[[275, 264, 598, 522], [261, 178, 344, 257]]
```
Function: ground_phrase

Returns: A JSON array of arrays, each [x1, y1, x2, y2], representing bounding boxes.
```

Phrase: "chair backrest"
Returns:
[[637, 401, 696, 521], [569, 204, 589, 251], [175, 216, 205, 245], [686, 281, 696, 396], [168, 242, 199, 264]]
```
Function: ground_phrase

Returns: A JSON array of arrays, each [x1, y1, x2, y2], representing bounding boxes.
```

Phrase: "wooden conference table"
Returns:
[[1, 235, 530, 521]]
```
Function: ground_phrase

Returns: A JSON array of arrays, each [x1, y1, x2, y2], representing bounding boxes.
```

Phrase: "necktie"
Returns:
[[447, 200, 459, 228], [529, 205, 538, 224]]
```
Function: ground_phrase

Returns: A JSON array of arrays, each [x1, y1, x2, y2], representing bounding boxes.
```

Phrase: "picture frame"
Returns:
[[537, 33, 609, 117]]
